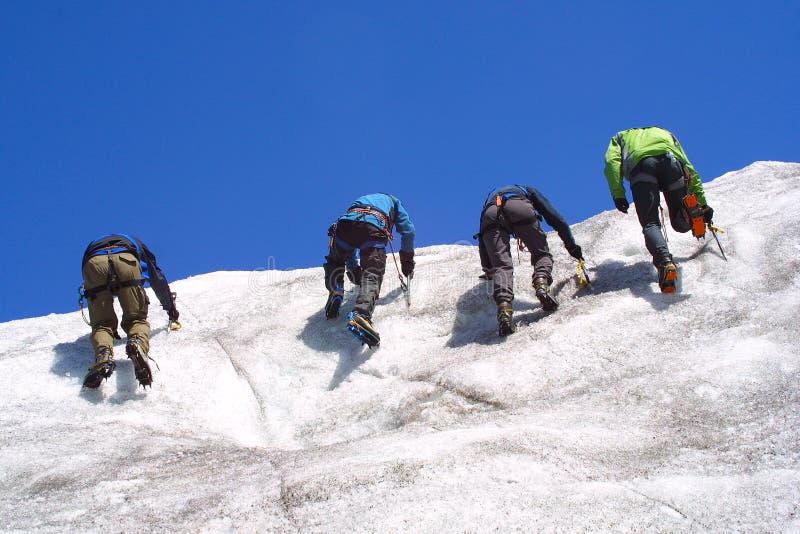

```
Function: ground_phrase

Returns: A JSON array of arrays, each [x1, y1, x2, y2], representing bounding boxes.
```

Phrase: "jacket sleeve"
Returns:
[[603, 136, 627, 200], [393, 199, 416, 253], [135, 239, 176, 312], [670, 136, 708, 206], [525, 187, 577, 248]]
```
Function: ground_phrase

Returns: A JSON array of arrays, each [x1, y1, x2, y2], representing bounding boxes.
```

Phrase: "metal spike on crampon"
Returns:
[[126, 337, 153, 388], [82, 358, 115, 389], [683, 194, 707, 238]]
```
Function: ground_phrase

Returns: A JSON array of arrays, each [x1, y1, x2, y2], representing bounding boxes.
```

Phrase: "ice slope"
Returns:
[[1, 161, 799, 532]]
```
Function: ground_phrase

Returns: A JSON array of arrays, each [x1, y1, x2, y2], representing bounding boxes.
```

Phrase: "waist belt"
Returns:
[[84, 279, 144, 299], [346, 207, 394, 239]]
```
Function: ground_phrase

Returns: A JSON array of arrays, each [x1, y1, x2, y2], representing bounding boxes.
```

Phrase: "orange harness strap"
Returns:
[[346, 207, 394, 239]]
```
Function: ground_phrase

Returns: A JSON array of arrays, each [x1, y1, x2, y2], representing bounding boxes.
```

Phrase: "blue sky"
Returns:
[[1, 1, 797, 322]]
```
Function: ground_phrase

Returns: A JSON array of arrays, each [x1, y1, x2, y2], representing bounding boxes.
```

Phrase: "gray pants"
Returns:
[[630, 154, 692, 265], [480, 198, 553, 304]]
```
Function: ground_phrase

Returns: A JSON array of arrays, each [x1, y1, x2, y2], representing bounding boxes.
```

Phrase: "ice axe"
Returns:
[[576, 260, 592, 289], [707, 223, 728, 261]]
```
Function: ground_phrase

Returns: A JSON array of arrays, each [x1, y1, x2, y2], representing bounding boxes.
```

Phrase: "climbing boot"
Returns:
[[658, 259, 678, 294], [532, 276, 558, 311], [325, 288, 344, 319], [683, 194, 706, 238], [346, 311, 380, 347], [83, 348, 115, 389], [497, 302, 515, 336], [126, 335, 153, 388]]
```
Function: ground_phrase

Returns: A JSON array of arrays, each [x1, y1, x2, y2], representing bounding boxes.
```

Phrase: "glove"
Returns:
[[566, 244, 584, 261], [399, 250, 415, 277], [702, 205, 714, 224], [346, 265, 363, 285], [168, 307, 180, 322], [614, 197, 629, 214]]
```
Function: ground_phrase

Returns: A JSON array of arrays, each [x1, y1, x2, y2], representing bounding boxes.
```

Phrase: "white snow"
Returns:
[[1, 161, 799, 532]]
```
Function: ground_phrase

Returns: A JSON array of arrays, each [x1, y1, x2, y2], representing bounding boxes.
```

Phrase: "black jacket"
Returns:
[[483, 185, 576, 248]]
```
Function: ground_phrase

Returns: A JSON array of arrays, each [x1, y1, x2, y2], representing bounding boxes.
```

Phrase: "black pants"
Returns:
[[630, 153, 692, 265], [479, 198, 553, 304], [324, 220, 387, 319]]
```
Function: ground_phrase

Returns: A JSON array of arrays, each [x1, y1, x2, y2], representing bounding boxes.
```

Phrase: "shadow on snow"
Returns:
[[297, 305, 375, 391], [51, 328, 167, 403], [583, 259, 691, 309]]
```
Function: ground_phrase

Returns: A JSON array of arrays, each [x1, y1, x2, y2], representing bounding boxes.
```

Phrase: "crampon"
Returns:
[[346, 311, 380, 348]]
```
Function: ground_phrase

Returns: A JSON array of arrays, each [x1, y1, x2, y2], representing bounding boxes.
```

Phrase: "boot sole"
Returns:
[[683, 194, 707, 238], [347, 315, 380, 347], [498, 321, 516, 336], [325, 300, 341, 319], [660, 267, 678, 293], [83, 361, 115, 389], [536, 292, 559, 311], [325, 294, 343, 319], [83, 373, 105, 389], [126, 343, 153, 387]]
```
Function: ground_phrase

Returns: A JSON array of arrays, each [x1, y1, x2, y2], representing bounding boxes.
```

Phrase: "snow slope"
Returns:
[[1, 162, 799, 532]]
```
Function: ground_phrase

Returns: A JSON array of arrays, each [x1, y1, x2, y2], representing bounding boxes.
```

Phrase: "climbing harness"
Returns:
[[346, 206, 395, 239], [82, 249, 145, 300], [337, 197, 411, 307]]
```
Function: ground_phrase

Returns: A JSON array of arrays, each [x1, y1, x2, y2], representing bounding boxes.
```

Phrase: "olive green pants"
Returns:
[[83, 252, 150, 357]]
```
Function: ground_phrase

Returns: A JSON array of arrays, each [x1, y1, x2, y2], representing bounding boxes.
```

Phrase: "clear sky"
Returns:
[[1, 1, 797, 322]]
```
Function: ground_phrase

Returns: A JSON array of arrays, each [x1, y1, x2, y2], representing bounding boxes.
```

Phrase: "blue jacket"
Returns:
[[338, 193, 415, 253]]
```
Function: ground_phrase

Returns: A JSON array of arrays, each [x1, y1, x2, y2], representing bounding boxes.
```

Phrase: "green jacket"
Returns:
[[603, 126, 707, 205]]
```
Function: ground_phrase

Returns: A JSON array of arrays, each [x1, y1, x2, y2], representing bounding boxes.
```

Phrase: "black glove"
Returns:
[[566, 244, 584, 261], [168, 307, 180, 322], [399, 250, 415, 277], [346, 265, 363, 285], [702, 205, 714, 224], [614, 197, 629, 214]]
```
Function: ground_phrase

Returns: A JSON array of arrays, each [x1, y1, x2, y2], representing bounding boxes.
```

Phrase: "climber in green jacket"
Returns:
[[604, 126, 715, 293]]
